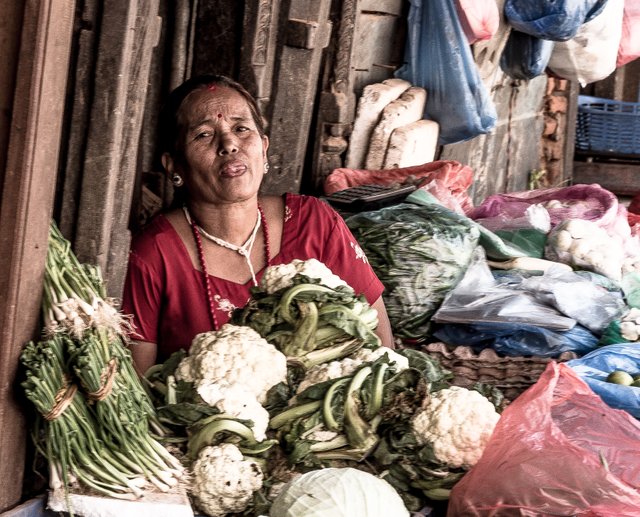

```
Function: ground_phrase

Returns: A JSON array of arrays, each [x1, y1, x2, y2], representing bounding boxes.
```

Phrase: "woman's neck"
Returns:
[[187, 199, 259, 246]]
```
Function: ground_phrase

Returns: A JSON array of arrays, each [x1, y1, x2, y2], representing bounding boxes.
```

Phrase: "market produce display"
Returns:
[[143, 259, 504, 515], [25, 177, 640, 516]]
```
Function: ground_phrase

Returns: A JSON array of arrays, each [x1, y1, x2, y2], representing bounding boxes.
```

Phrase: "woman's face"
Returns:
[[169, 86, 269, 206]]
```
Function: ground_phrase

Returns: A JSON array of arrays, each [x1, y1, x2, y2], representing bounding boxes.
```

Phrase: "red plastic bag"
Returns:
[[323, 160, 474, 214], [448, 362, 640, 516], [618, 0, 640, 67], [455, 0, 500, 44]]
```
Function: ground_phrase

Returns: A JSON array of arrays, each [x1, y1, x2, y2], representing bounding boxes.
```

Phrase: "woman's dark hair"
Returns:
[[157, 74, 266, 160]]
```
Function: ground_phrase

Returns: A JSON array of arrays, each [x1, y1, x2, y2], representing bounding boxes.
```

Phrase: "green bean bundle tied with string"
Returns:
[[21, 336, 148, 500], [21, 221, 185, 500]]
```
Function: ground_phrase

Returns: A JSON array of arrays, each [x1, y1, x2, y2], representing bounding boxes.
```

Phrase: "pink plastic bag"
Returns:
[[323, 160, 474, 214], [455, 0, 500, 45], [448, 362, 640, 517], [618, 0, 640, 67]]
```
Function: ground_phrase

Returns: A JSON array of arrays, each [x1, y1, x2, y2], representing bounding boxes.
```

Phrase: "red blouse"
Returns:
[[121, 193, 384, 361]]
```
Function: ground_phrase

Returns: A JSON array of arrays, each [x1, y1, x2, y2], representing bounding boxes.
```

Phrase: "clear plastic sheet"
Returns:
[[433, 248, 579, 332]]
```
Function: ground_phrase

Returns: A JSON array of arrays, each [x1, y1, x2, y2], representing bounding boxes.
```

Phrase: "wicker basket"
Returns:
[[416, 342, 577, 402], [576, 95, 640, 156]]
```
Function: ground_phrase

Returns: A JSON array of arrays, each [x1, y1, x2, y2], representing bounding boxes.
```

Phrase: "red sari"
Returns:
[[122, 193, 384, 361]]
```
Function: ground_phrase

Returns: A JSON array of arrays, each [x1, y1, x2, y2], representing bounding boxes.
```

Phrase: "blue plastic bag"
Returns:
[[499, 31, 554, 80], [567, 343, 640, 417], [504, 0, 608, 41], [433, 321, 599, 357], [395, 0, 497, 145]]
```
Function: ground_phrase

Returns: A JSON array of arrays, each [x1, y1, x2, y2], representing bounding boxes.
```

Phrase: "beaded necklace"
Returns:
[[185, 205, 270, 330]]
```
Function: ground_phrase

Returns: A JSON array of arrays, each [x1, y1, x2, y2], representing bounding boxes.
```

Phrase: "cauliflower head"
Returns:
[[175, 324, 287, 404], [191, 443, 263, 517], [296, 346, 409, 394], [260, 258, 349, 294], [195, 384, 270, 441], [411, 386, 499, 469]]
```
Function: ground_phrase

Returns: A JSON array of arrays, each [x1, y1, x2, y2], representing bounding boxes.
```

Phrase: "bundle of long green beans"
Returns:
[[21, 336, 147, 499], [21, 222, 185, 499]]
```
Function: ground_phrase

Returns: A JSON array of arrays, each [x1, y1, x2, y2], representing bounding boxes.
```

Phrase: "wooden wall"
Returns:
[[0, 1, 75, 511]]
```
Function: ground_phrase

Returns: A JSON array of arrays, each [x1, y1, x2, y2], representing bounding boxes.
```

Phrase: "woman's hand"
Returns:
[[371, 297, 395, 349], [128, 340, 158, 377]]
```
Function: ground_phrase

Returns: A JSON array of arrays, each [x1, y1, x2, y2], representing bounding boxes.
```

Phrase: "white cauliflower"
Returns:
[[175, 324, 287, 404], [191, 443, 263, 517], [546, 219, 625, 281], [296, 346, 409, 394], [260, 258, 349, 294], [411, 386, 500, 469], [619, 307, 640, 342], [195, 384, 270, 441]]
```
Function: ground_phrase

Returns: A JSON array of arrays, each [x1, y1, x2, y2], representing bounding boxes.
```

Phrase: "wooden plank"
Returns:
[[192, 0, 243, 77], [260, 0, 332, 195], [239, 0, 281, 115], [573, 161, 640, 197], [106, 0, 161, 299], [0, 1, 25, 193], [58, 0, 99, 237], [73, 1, 161, 299], [0, 0, 75, 511]]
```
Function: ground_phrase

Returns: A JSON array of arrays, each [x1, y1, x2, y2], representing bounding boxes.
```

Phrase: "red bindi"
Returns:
[[217, 113, 223, 118]]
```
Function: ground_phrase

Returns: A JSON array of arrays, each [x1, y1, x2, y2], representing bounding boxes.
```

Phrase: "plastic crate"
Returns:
[[576, 95, 640, 156]]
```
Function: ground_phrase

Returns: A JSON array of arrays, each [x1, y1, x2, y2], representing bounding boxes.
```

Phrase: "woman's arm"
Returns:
[[128, 340, 158, 377], [371, 297, 395, 349]]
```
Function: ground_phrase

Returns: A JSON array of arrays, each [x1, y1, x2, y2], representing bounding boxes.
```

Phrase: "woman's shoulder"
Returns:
[[129, 212, 179, 256]]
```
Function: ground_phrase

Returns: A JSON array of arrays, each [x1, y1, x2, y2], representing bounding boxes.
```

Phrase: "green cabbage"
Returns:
[[269, 467, 409, 517]]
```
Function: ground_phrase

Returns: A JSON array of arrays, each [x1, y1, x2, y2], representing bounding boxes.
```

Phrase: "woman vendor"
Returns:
[[122, 75, 394, 373]]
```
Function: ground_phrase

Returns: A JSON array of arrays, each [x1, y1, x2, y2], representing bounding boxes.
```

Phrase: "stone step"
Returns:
[[345, 78, 411, 170], [383, 119, 439, 169], [365, 86, 427, 170]]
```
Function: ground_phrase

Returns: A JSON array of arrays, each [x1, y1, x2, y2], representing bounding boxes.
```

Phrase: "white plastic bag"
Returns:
[[548, 0, 625, 86]]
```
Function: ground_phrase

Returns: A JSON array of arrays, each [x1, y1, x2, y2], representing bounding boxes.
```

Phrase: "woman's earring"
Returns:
[[171, 173, 184, 187], [264, 161, 270, 174]]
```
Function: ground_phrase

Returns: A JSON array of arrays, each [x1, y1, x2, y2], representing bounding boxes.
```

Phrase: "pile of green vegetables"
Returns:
[[21, 223, 184, 501], [232, 270, 381, 368], [346, 196, 480, 340], [147, 260, 504, 515]]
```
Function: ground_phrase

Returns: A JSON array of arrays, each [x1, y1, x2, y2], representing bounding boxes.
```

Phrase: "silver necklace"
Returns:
[[183, 206, 262, 286]]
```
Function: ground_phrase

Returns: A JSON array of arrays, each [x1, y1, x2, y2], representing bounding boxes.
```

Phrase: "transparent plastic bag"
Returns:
[[545, 219, 626, 282], [395, 0, 497, 144], [433, 247, 578, 331], [520, 267, 626, 335], [448, 362, 640, 517]]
